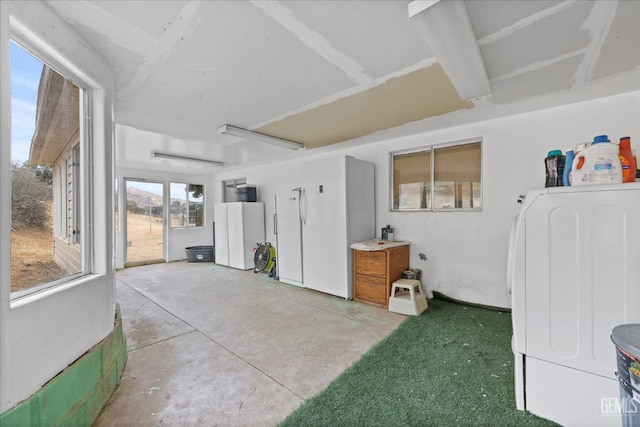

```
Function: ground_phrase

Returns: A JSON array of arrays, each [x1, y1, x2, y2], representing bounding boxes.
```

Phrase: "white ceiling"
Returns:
[[44, 0, 640, 171]]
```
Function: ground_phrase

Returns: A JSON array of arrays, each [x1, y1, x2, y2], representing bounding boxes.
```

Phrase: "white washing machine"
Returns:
[[508, 184, 640, 426]]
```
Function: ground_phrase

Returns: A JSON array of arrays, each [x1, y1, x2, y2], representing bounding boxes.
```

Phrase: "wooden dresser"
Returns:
[[353, 244, 409, 308]]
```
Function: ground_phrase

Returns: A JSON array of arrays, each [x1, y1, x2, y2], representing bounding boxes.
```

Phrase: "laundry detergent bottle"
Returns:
[[563, 149, 575, 186], [619, 136, 636, 182], [545, 150, 565, 187], [571, 135, 622, 186]]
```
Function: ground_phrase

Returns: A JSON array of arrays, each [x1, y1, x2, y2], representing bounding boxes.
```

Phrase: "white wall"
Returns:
[[115, 125, 217, 269], [213, 91, 640, 309], [1, 1, 115, 412]]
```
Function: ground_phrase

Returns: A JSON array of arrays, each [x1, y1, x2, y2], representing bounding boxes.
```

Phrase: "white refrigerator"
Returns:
[[274, 155, 375, 299], [508, 183, 640, 426], [214, 202, 265, 270]]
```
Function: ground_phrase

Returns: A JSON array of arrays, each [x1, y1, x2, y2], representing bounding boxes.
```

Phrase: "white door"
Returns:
[[302, 156, 348, 298], [216, 202, 265, 270], [227, 202, 246, 269], [125, 179, 165, 266], [214, 203, 229, 266], [275, 191, 303, 287]]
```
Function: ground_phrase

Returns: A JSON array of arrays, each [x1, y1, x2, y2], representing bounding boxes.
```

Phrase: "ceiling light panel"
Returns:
[[217, 125, 305, 150], [151, 151, 224, 166]]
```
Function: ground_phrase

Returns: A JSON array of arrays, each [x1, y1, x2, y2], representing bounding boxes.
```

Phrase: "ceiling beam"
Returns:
[[477, 0, 586, 46], [410, 0, 491, 100], [408, 1, 441, 18], [116, 1, 205, 105], [573, 0, 618, 87], [250, 0, 372, 86]]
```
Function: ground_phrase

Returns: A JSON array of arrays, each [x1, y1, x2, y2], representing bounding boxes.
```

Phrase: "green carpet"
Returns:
[[280, 298, 558, 427]]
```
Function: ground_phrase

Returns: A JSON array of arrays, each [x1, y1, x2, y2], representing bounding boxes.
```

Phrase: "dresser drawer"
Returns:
[[354, 274, 387, 307], [354, 250, 387, 277]]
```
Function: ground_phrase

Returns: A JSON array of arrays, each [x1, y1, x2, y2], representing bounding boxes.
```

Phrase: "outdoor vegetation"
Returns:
[[10, 162, 63, 292], [124, 183, 204, 264], [11, 171, 205, 286], [11, 162, 52, 229], [169, 183, 203, 228]]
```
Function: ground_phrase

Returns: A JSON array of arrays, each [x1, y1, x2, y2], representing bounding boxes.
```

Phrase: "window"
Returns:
[[170, 183, 204, 228], [10, 40, 85, 296], [391, 139, 481, 211], [223, 178, 246, 202]]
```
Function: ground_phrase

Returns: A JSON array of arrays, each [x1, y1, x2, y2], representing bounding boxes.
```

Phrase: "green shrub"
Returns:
[[11, 162, 52, 229]]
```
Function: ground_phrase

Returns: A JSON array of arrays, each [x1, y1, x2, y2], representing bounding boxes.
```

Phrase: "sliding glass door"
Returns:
[[125, 179, 165, 266]]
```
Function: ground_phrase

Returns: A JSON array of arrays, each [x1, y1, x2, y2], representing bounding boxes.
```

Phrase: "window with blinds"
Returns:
[[391, 139, 482, 211]]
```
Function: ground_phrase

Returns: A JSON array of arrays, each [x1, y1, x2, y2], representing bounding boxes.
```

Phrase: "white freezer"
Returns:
[[508, 183, 640, 426], [301, 155, 375, 299], [274, 191, 303, 287], [214, 203, 229, 266], [274, 155, 375, 299], [214, 202, 265, 270]]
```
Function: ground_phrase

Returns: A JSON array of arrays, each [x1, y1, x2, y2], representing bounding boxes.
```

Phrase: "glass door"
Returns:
[[125, 179, 165, 266]]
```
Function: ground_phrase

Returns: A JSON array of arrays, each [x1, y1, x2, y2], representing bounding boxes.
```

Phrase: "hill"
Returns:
[[126, 186, 163, 208]]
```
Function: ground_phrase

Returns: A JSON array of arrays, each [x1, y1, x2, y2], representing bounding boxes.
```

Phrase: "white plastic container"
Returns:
[[571, 135, 622, 186]]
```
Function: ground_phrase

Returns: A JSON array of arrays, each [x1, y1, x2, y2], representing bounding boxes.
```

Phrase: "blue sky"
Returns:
[[11, 40, 43, 164]]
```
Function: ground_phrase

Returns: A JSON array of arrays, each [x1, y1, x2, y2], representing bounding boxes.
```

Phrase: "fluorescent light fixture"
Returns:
[[408, 0, 440, 18], [410, 0, 491, 100], [217, 124, 305, 150], [151, 151, 224, 167]]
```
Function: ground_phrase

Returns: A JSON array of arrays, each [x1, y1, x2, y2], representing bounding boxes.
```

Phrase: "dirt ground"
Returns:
[[10, 226, 65, 292], [10, 211, 164, 292], [125, 212, 164, 264]]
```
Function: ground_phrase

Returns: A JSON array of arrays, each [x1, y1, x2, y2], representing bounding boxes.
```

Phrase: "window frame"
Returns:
[[389, 137, 483, 212], [169, 182, 204, 229], [114, 177, 119, 232], [71, 144, 81, 244], [9, 36, 93, 301]]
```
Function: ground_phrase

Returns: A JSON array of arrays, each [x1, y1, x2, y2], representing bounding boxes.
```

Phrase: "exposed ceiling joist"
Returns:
[[37, 0, 640, 171], [410, 0, 491, 100]]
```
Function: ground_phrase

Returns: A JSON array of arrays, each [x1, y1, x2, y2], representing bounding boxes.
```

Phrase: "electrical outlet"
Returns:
[[319, 185, 323, 193]]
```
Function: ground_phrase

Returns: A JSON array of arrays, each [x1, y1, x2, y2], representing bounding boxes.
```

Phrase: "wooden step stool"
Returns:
[[388, 279, 428, 315]]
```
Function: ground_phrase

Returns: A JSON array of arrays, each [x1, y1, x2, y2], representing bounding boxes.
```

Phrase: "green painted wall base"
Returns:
[[0, 304, 127, 426]]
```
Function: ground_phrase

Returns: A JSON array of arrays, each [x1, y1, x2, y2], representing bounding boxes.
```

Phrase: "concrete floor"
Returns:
[[94, 261, 405, 426]]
